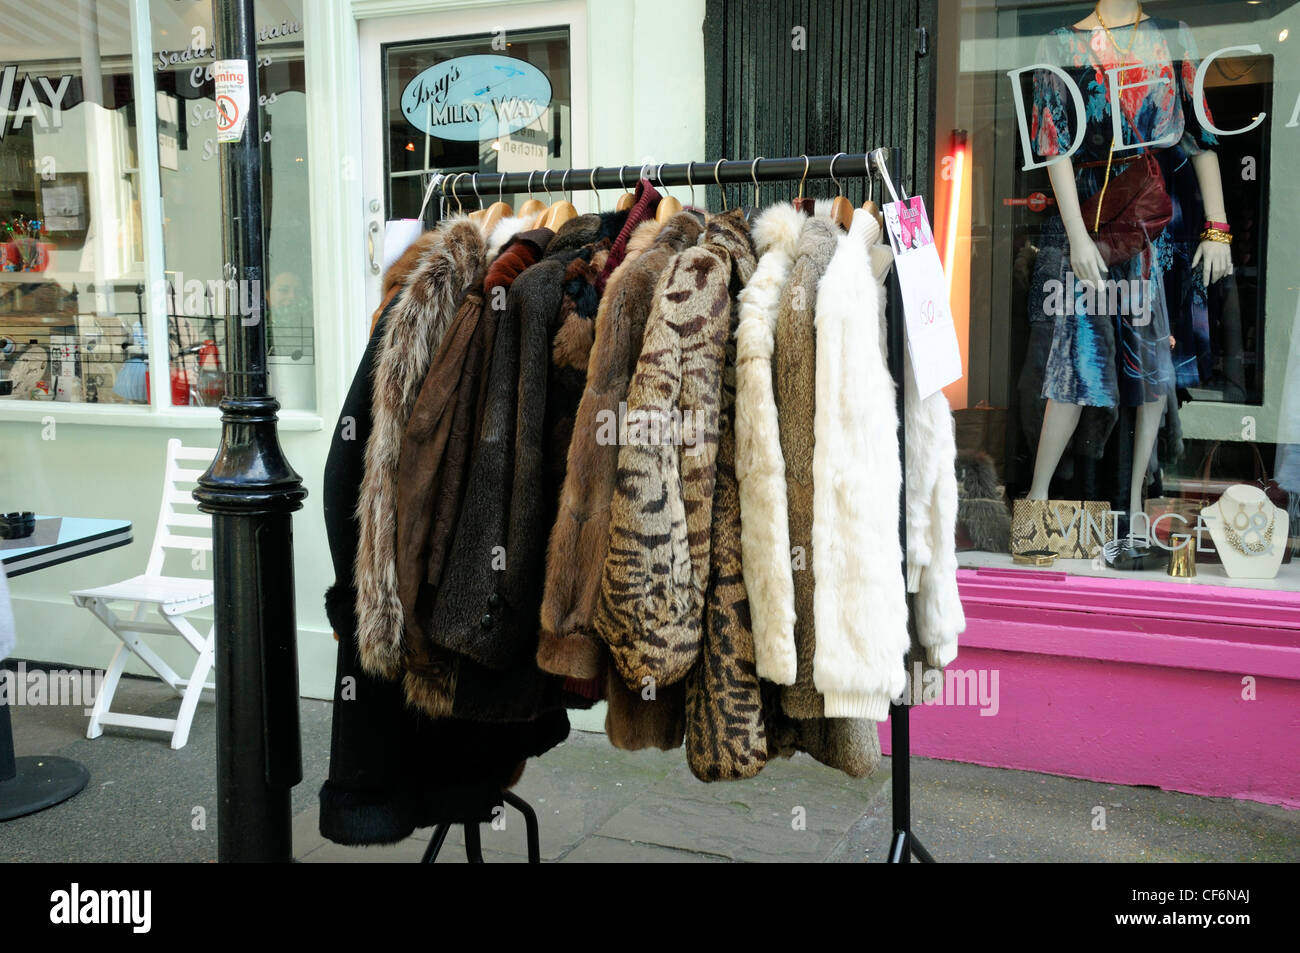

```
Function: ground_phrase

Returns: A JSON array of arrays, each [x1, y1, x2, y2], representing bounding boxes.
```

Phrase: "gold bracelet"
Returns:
[[1200, 227, 1232, 245]]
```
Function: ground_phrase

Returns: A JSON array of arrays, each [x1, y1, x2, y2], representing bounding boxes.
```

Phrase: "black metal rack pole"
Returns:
[[431, 153, 874, 198], [874, 147, 935, 865], [193, 0, 305, 863]]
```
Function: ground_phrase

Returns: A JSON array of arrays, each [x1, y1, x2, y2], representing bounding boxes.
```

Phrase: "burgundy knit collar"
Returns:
[[597, 178, 661, 290]]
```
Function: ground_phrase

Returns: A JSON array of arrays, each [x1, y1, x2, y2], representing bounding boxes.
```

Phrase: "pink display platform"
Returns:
[[880, 568, 1300, 808]]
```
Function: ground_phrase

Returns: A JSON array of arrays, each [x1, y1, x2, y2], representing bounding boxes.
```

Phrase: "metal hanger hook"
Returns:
[[750, 156, 764, 208], [714, 157, 728, 211], [685, 161, 696, 206], [869, 148, 903, 203], [562, 169, 572, 203], [656, 163, 670, 198], [526, 170, 536, 201], [797, 154, 810, 200], [590, 167, 602, 212], [452, 173, 465, 213], [471, 173, 481, 208], [829, 152, 847, 196], [542, 169, 552, 201], [619, 165, 631, 195]]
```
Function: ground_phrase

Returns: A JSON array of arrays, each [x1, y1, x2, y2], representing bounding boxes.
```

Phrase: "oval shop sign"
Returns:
[[400, 54, 552, 142]]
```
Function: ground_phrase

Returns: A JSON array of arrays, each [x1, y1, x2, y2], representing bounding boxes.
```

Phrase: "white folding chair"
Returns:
[[73, 439, 217, 749]]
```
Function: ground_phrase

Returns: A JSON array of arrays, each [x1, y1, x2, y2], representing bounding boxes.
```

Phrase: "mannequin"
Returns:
[[1200, 485, 1289, 579], [1027, 1, 1232, 563]]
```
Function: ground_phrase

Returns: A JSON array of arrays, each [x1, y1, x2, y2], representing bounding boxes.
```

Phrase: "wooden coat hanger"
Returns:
[[615, 166, 635, 212], [861, 176, 885, 232], [480, 173, 513, 233], [654, 165, 682, 222], [539, 169, 576, 230], [828, 152, 854, 231], [516, 171, 546, 221]]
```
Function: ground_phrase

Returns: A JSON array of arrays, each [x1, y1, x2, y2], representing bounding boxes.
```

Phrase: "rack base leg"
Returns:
[[888, 830, 936, 864]]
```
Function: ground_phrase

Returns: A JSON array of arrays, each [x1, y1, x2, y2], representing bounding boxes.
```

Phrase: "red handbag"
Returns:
[[1079, 149, 1172, 266]]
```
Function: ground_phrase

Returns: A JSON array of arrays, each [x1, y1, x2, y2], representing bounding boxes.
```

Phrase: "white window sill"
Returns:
[[0, 399, 323, 431]]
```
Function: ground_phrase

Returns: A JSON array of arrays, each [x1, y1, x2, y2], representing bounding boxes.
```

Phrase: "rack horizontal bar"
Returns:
[[434, 152, 887, 197]]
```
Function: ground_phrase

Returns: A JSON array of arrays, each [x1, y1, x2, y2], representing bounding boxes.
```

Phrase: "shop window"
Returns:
[[0, 0, 143, 405], [0, 0, 313, 412], [936, 0, 1299, 591], [151, 0, 312, 410], [381, 26, 572, 221]]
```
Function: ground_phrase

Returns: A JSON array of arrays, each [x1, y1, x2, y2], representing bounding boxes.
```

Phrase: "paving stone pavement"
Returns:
[[3, 668, 1296, 863]]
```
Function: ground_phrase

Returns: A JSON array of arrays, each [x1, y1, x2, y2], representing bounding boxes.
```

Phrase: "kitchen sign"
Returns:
[[400, 54, 551, 142]]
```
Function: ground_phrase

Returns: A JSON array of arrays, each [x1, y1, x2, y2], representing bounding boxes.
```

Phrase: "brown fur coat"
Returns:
[[354, 217, 486, 680], [592, 209, 757, 691], [537, 213, 704, 681]]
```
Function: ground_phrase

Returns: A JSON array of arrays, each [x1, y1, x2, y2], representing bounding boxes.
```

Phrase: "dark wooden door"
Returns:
[[704, 0, 936, 206]]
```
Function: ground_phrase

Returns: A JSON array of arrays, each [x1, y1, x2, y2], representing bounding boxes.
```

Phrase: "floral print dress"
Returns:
[[1029, 16, 1218, 407]]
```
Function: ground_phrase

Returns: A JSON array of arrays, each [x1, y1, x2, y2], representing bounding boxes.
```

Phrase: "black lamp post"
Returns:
[[193, 0, 305, 863]]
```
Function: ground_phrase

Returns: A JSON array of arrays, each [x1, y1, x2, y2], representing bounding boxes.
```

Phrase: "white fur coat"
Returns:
[[867, 215, 965, 671], [735, 204, 802, 684], [811, 209, 910, 719]]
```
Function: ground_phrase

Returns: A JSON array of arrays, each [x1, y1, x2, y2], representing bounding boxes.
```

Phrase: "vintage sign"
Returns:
[[400, 54, 552, 142]]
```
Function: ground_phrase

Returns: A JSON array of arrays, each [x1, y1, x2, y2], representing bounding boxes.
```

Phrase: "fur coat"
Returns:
[[811, 209, 909, 719], [425, 213, 624, 678], [354, 217, 486, 681], [538, 213, 705, 681], [393, 228, 550, 706], [591, 208, 757, 690], [734, 203, 802, 684], [320, 301, 568, 847], [895, 245, 966, 669], [774, 216, 840, 720], [738, 204, 880, 777], [685, 308, 769, 781]]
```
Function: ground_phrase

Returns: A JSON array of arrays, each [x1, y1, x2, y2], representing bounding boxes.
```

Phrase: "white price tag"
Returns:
[[213, 60, 251, 143], [882, 196, 962, 400]]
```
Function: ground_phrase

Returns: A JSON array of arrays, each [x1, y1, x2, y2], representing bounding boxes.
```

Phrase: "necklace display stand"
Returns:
[[1201, 485, 1288, 580]]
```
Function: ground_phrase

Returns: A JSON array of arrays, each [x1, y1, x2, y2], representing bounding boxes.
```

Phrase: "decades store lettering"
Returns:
[[1009, 42, 1275, 167]]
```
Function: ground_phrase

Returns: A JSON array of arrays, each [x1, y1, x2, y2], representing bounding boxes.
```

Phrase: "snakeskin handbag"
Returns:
[[1010, 499, 1114, 559]]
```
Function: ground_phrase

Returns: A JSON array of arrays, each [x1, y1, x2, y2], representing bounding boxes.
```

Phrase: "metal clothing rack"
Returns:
[[417, 150, 936, 865]]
